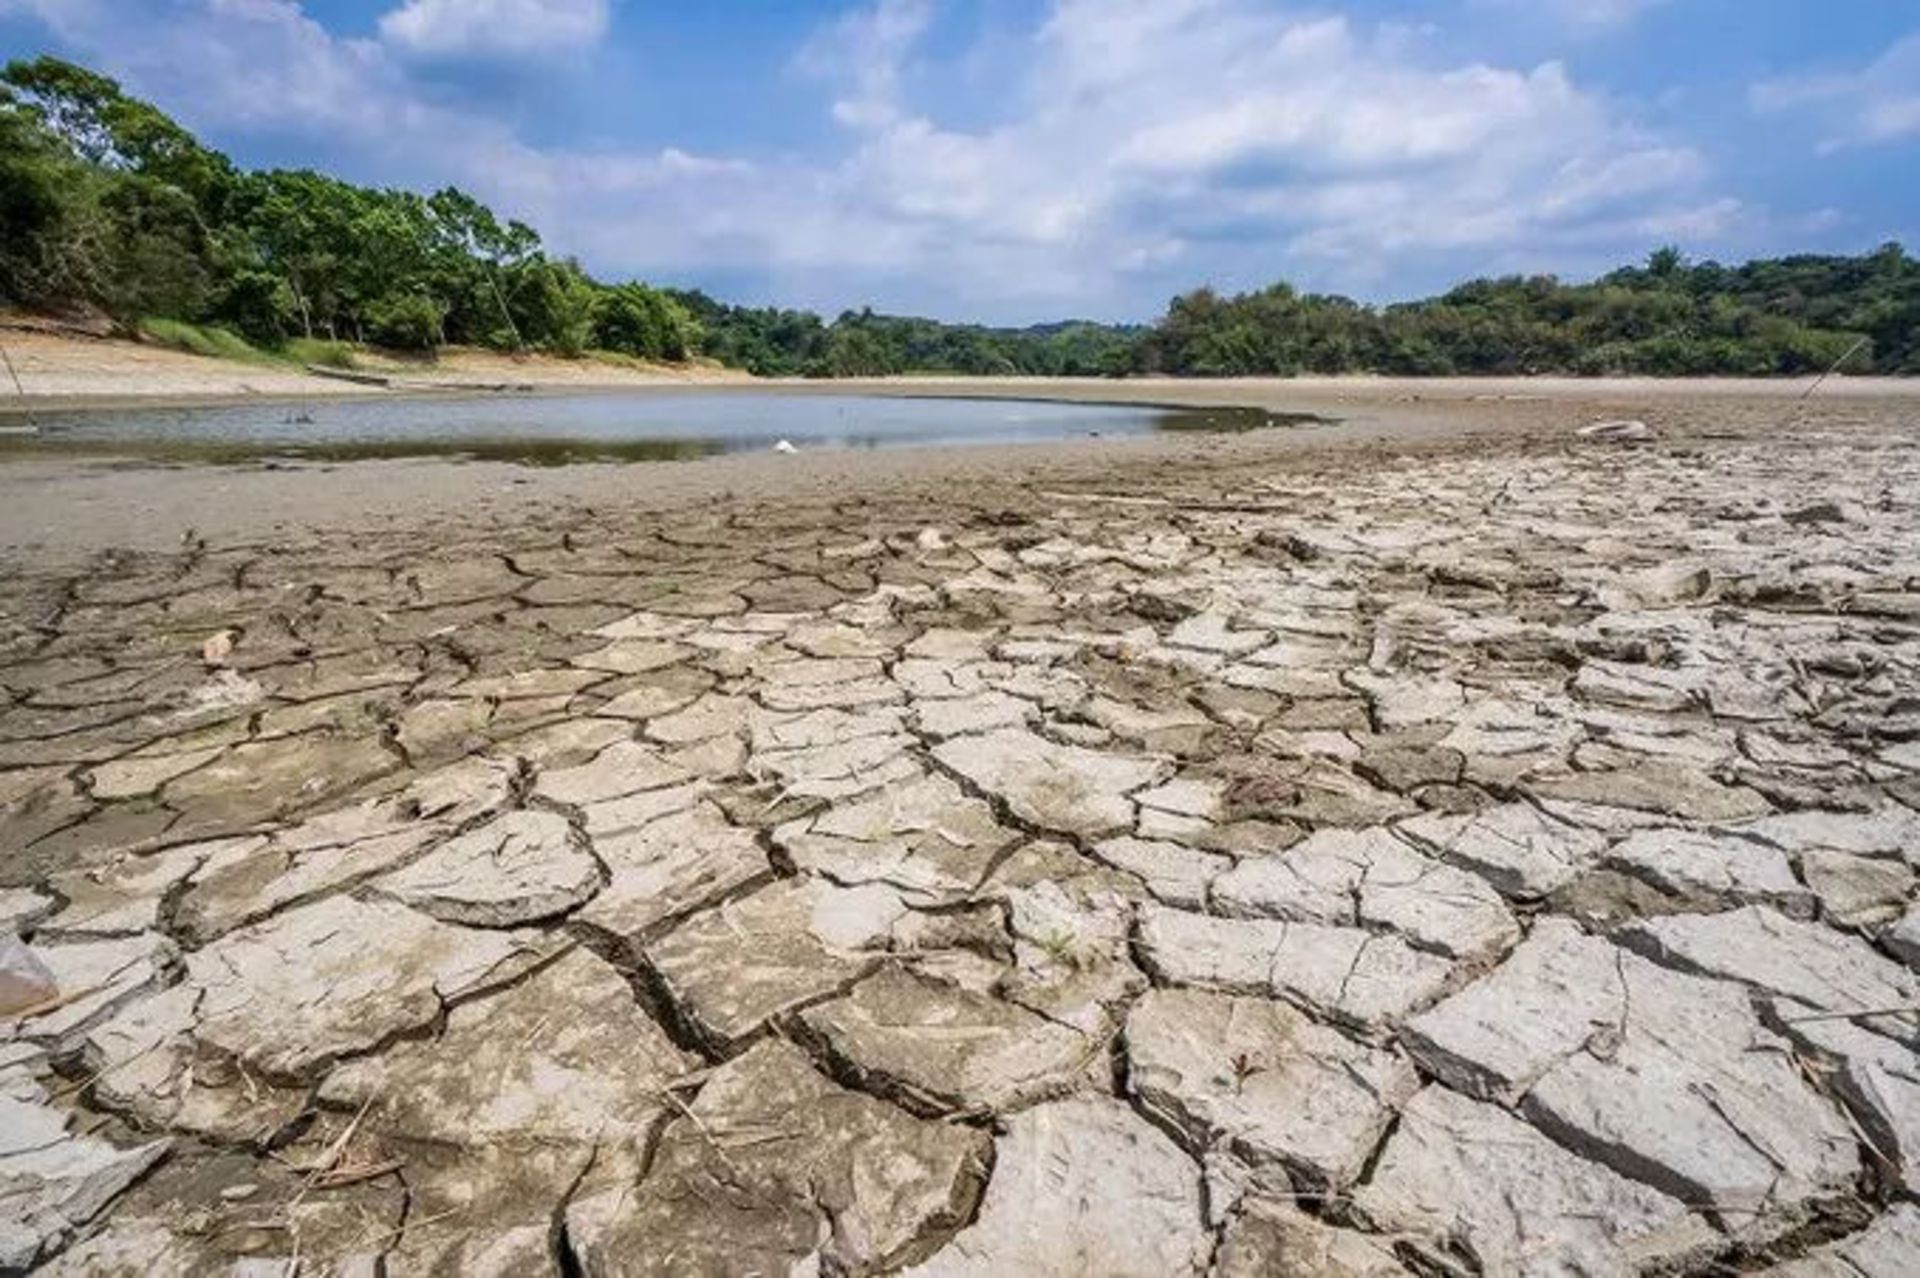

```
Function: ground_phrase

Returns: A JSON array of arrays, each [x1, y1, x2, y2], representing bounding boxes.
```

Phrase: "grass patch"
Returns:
[[138, 318, 275, 364], [585, 348, 657, 371], [282, 337, 357, 369]]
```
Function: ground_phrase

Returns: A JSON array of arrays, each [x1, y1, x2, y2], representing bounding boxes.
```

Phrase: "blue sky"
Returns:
[[2, 1, 1917, 322]]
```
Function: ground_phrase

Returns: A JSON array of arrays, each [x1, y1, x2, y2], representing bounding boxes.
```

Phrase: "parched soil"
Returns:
[[3, 389, 1920, 1274]]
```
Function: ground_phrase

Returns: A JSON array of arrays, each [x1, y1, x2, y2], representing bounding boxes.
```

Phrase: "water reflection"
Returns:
[[1, 393, 1332, 467]]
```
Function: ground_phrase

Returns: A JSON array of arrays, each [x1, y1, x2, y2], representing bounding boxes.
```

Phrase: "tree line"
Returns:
[[0, 56, 698, 361], [2, 56, 1915, 377]]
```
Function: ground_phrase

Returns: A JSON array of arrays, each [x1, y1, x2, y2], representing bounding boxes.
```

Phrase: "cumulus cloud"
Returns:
[[776, 0, 1722, 307], [1, 0, 1729, 318], [1751, 32, 1920, 151], [378, 0, 608, 59]]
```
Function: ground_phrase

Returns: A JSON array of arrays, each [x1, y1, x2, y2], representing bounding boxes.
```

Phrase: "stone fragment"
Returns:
[[773, 773, 1015, 905], [173, 756, 515, 942], [0, 887, 53, 933], [1577, 418, 1654, 441], [158, 731, 398, 824], [1617, 905, 1919, 1044], [1766, 1204, 1920, 1278], [750, 732, 920, 800], [1127, 987, 1418, 1189], [1528, 761, 1772, 823], [1887, 906, 1920, 970], [1404, 919, 1860, 1222], [77, 982, 295, 1142], [1000, 872, 1145, 1033], [1601, 827, 1814, 914], [1136, 906, 1453, 1033], [641, 877, 875, 1049], [934, 727, 1169, 837], [907, 1097, 1209, 1277], [531, 738, 691, 806], [1215, 827, 1519, 961], [0, 1093, 169, 1270], [376, 809, 601, 927], [1777, 1011, 1920, 1197], [571, 638, 691, 674], [644, 692, 750, 744], [1084, 696, 1213, 753], [1397, 801, 1607, 898], [1215, 1199, 1409, 1277], [86, 744, 223, 799], [33, 1146, 402, 1278], [1737, 806, 1920, 868], [567, 1040, 988, 1275], [5, 931, 174, 1049], [912, 690, 1034, 739], [578, 801, 769, 944], [41, 842, 237, 938], [1089, 836, 1229, 908], [749, 703, 903, 751], [800, 965, 1094, 1113], [1801, 849, 1915, 929], [1168, 610, 1269, 656], [387, 1145, 594, 1277], [320, 947, 693, 1144], [1353, 1085, 1714, 1276], [187, 896, 547, 1078]]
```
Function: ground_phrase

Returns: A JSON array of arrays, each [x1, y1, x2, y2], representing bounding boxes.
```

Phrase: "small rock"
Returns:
[[200, 629, 236, 667], [1577, 418, 1654, 441], [1783, 500, 1846, 525]]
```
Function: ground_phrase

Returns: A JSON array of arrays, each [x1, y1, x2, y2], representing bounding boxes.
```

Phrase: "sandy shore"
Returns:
[[0, 327, 745, 411], [2, 362, 1917, 562], [3, 326, 1917, 414]]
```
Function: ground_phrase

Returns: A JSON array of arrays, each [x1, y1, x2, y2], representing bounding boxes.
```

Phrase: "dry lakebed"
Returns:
[[2, 376, 1920, 1275]]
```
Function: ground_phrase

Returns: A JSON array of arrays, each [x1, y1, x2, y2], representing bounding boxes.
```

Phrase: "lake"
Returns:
[[0, 392, 1326, 465]]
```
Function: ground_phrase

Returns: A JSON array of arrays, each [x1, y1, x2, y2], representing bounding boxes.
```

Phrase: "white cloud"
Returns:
[[772, 0, 1722, 307], [1472, 0, 1672, 30], [1752, 33, 1920, 151], [2, 0, 1729, 319], [378, 0, 608, 59]]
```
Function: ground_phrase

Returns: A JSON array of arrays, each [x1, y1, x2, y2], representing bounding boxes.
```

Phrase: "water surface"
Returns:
[[1, 392, 1326, 466]]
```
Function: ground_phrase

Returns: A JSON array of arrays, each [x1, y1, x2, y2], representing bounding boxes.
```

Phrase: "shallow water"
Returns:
[[0, 392, 1325, 465]]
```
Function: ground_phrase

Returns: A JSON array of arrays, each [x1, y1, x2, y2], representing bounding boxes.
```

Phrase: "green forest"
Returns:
[[2, 56, 1916, 378]]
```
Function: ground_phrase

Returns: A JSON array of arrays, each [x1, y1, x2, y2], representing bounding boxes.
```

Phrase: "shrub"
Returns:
[[138, 316, 268, 362]]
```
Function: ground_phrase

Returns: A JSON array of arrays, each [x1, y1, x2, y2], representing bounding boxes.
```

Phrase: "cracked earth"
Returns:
[[3, 402, 1920, 1275]]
